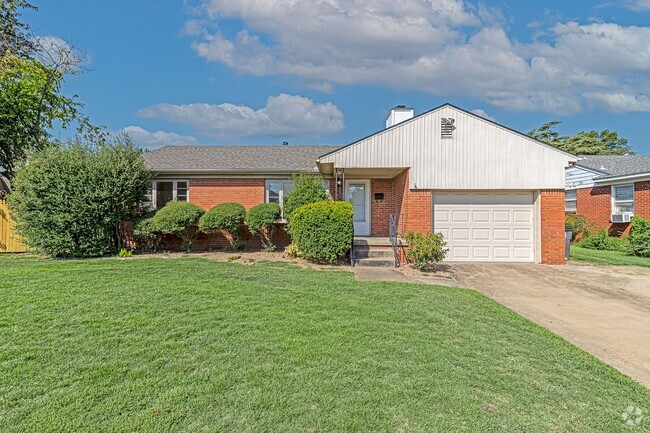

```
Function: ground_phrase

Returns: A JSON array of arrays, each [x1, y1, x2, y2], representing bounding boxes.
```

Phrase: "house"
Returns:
[[145, 103, 576, 264], [565, 155, 650, 235]]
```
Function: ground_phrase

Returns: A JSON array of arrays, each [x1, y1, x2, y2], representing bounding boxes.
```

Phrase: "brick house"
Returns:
[[145, 104, 576, 264], [565, 155, 650, 236]]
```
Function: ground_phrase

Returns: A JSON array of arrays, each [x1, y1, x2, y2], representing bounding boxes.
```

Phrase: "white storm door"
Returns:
[[345, 180, 371, 236]]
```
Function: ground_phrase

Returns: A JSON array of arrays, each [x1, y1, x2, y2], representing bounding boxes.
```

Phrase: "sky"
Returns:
[[24, 0, 650, 153]]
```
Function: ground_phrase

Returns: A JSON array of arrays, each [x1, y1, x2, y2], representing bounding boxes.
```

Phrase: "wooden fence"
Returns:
[[0, 199, 28, 253]]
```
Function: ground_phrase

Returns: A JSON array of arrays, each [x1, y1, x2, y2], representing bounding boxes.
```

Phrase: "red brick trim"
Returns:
[[540, 189, 566, 265]]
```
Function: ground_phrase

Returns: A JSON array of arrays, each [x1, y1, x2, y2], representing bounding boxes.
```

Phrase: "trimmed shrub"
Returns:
[[246, 202, 281, 251], [133, 211, 161, 252], [151, 201, 204, 252], [288, 200, 353, 263], [565, 213, 595, 241], [576, 229, 630, 253], [629, 216, 650, 257], [404, 232, 448, 270], [7, 137, 150, 258], [199, 202, 247, 250], [284, 173, 328, 223]]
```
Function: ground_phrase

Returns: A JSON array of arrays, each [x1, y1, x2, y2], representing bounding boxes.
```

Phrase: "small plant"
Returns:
[[283, 243, 303, 258], [288, 200, 353, 263], [246, 202, 281, 251], [565, 213, 595, 241], [228, 254, 241, 261], [404, 232, 448, 270], [284, 173, 328, 224], [118, 248, 132, 258], [133, 211, 160, 252], [628, 216, 650, 257], [199, 202, 246, 250], [576, 229, 630, 253], [150, 201, 205, 252]]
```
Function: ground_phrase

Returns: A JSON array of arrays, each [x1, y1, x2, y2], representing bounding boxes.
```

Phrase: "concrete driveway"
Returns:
[[446, 262, 650, 388]]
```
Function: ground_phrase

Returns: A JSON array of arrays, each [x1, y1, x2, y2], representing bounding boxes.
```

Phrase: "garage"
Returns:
[[432, 192, 536, 262]]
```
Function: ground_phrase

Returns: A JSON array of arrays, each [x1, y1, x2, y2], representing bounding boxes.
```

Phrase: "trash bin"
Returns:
[[565, 227, 573, 261]]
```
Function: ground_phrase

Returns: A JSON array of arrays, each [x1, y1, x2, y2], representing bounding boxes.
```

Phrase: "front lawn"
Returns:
[[1, 256, 648, 432], [570, 245, 650, 267]]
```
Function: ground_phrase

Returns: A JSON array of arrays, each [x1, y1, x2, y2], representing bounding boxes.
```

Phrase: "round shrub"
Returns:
[[284, 174, 328, 223], [199, 202, 246, 249], [151, 201, 204, 251], [576, 229, 630, 253], [133, 211, 160, 252], [404, 231, 448, 270], [246, 202, 281, 251], [629, 216, 650, 257], [288, 200, 353, 263]]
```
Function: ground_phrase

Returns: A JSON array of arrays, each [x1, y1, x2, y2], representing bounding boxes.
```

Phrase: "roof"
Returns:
[[576, 155, 650, 180], [145, 145, 342, 174]]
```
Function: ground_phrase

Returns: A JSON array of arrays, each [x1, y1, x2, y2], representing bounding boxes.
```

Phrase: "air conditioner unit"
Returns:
[[611, 213, 633, 223]]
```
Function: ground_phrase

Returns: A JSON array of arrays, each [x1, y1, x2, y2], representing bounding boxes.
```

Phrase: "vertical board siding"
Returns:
[[0, 199, 28, 253], [320, 106, 575, 190]]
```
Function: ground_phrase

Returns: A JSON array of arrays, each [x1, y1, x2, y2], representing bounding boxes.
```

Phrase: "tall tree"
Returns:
[[0, 0, 37, 58], [528, 121, 634, 155]]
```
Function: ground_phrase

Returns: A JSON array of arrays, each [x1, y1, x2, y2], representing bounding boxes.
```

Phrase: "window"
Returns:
[[152, 180, 189, 209], [565, 189, 577, 212], [612, 184, 634, 215], [265, 179, 295, 218]]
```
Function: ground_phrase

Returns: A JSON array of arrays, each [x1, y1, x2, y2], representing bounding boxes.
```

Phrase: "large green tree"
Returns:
[[0, 0, 36, 58], [528, 121, 633, 155]]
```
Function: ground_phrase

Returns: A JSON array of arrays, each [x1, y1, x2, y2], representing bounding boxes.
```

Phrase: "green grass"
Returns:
[[571, 245, 650, 267], [1, 256, 648, 432]]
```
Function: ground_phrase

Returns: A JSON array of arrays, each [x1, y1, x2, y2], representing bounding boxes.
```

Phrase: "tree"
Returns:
[[0, 0, 37, 58], [283, 173, 328, 223], [528, 121, 633, 155], [8, 135, 151, 257]]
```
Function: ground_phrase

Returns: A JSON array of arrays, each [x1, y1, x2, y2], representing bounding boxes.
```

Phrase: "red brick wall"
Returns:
[[391, 169, 432, 234], [540, 189, 566, 265], [576, 186, 612, 231], [636, 181, 650, 219], [371, 179, 393, 235], [189, 178, 265, 210]]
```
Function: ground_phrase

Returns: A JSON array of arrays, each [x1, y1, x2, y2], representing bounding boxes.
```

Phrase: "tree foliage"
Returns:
[[0, 0, 37, 58], [8, 136, 151, 257], [527, 121, 633, 155], [199, 202, 247, 250]]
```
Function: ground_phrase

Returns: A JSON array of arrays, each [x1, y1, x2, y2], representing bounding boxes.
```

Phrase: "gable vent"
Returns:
[[441, 118, 455, 139]]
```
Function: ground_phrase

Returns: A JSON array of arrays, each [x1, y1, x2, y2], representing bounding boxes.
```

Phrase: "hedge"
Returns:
[[629, 217, 650, 257], [199, 202, 247, 250], [246, 202, 281, 251], [284, 173, 328, 223], [288, 200, 353, 263], [151, 201, 204, 252]]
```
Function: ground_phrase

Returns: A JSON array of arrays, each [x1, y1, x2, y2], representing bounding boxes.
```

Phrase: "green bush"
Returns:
[[246, 202, 281, 251], [118, 248, 132, 258], [576, 229, 630, 253], [565, 213, 595, 241], [404, 232, 448, 270], [199, 202, 247, 250], [284, 173, 328, 223], [151, 201, 204, 252], [7, 137, 150, 258], [288, 200, 353, 263], [629, 216, 650, 257], [133, 211, 160, 252]]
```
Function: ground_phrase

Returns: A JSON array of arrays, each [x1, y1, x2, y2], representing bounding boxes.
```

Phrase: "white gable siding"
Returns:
[[565, 165, 599, 190], [319, 106, 575, 190]]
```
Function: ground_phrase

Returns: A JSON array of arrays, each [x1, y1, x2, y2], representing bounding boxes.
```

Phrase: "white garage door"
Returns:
[[433, 192, 535, 262]]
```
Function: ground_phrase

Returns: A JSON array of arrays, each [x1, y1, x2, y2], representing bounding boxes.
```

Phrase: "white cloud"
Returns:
[[34, 35, 88, 67], [119, 126, 198, 149], [187, 1, 650, 114], [624, 0, 650, 11], [137, 94, 344, 140], [470, 109, 495, 121]]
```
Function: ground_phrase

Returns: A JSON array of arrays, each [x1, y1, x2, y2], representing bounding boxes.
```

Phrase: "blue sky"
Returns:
[[26, 0, 650, 153]]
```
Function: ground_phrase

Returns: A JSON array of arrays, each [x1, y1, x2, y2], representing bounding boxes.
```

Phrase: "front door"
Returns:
[[345, 180, 371, 236]]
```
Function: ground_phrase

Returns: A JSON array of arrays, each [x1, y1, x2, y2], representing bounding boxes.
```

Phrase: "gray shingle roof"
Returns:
[[144, 145, 342, 173], [576, 155, 650, 179]]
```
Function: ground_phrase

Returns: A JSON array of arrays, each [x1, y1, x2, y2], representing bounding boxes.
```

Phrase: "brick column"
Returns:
[[540, 189, 566, 265]]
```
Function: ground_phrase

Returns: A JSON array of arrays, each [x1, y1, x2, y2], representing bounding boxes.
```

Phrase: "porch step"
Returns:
[[354, 237, 392, 247], [352, 247, 394, 259], [353, 257, 396, 267]]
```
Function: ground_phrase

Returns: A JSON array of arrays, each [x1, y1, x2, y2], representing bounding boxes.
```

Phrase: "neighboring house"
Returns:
[[145, 103, 576, 264], [565, 155, 650, 235]]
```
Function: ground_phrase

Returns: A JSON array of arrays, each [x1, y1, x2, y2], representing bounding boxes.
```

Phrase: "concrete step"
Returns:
[[353, 257, 395, 267], [353, 248, 394, 259]]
